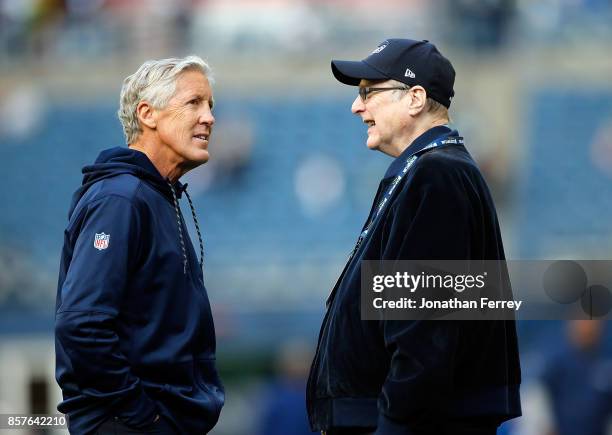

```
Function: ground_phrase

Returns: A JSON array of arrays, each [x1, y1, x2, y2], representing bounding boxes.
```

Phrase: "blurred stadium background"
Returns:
[[1, 0, 612, 434]]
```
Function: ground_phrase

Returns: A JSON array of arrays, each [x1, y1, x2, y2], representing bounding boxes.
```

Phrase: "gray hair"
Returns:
[[388, 79, 450, 121], [118, 55, 214, 144]]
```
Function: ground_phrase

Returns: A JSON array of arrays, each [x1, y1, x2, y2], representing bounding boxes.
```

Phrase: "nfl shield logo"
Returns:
[[94, 232, 110, 250]]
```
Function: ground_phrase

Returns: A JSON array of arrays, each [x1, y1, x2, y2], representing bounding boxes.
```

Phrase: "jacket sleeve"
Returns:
[[375, 159, 474, 435], [55, 195, 157, 428]]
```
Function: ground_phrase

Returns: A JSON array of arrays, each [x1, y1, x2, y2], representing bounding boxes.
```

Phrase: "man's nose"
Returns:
[[199, 104, 215, 125], [351, 95, 365, 114]]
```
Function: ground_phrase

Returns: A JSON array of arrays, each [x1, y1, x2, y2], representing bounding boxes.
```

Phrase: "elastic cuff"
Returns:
[[116, 387, 158, 428]]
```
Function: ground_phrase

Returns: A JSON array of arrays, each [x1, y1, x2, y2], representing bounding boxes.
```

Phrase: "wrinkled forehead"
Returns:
[[174, 70, 212, 94]]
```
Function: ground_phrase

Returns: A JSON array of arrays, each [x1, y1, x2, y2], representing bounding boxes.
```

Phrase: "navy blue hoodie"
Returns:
[[55, 147, 224, 434]]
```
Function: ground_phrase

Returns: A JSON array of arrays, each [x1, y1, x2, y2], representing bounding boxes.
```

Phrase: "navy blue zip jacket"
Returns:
[[306, 126, 521, 434], [55, 147, 224, 434]]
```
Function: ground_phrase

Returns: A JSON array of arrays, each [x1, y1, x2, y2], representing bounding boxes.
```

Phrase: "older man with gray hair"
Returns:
[[55, 56, 224, 434]]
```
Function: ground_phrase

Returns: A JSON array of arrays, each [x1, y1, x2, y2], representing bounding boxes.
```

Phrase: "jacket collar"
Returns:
[[383, 125, 457, 179]]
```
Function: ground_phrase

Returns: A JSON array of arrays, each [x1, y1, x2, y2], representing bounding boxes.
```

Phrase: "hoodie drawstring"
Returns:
[[183, 189, 205, 271], [167, 180, 204, 274]]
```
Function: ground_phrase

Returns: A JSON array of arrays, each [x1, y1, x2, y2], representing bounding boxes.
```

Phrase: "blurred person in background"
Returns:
[[541, 319, 612, 435], [443, 0, 516, 50], [54, 56, 224, 434], [306, 38, 521, 435], [257, 340, 313, 435]]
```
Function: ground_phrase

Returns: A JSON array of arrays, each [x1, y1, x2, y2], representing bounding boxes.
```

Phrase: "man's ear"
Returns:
[[136, 101, 156, 130], [406, 86, 427, 116]]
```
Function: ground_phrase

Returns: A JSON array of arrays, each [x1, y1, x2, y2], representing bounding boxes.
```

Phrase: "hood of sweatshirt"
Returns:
[[69, 147, 185, 218]]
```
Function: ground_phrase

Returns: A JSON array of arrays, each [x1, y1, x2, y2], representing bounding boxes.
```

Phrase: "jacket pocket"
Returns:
[[194, 358, 225, 416]]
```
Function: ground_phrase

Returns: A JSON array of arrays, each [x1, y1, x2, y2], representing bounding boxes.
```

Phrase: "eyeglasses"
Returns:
[[358, 86, 410, 102]]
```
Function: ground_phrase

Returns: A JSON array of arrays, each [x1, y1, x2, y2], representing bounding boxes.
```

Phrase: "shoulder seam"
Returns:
[[80, 193, 139, 211], [78, 172, 146, 210]]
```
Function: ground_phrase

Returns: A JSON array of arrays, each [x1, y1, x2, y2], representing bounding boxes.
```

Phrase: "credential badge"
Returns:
[[94, 232, 110, 250]]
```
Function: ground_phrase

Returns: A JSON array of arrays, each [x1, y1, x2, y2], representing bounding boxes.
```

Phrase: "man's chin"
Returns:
[[366, 139, 380, 151], [185, 150, 210, 167], [197, 152, 209, 165]]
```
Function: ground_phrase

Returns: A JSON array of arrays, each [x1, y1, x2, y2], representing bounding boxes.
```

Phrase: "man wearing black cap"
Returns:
[[306, 39, 521, 435]]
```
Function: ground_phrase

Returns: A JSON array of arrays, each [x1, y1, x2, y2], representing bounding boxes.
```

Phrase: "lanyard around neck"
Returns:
[[325, 132, 464, 308], [347, 134, 464, 261]]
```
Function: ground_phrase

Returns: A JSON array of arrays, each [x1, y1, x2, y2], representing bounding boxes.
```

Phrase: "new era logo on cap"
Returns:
[[331, 38, 456, 108]]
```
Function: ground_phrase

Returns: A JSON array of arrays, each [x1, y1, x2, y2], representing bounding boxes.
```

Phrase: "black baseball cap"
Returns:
[[331, 38, 455, 108]]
